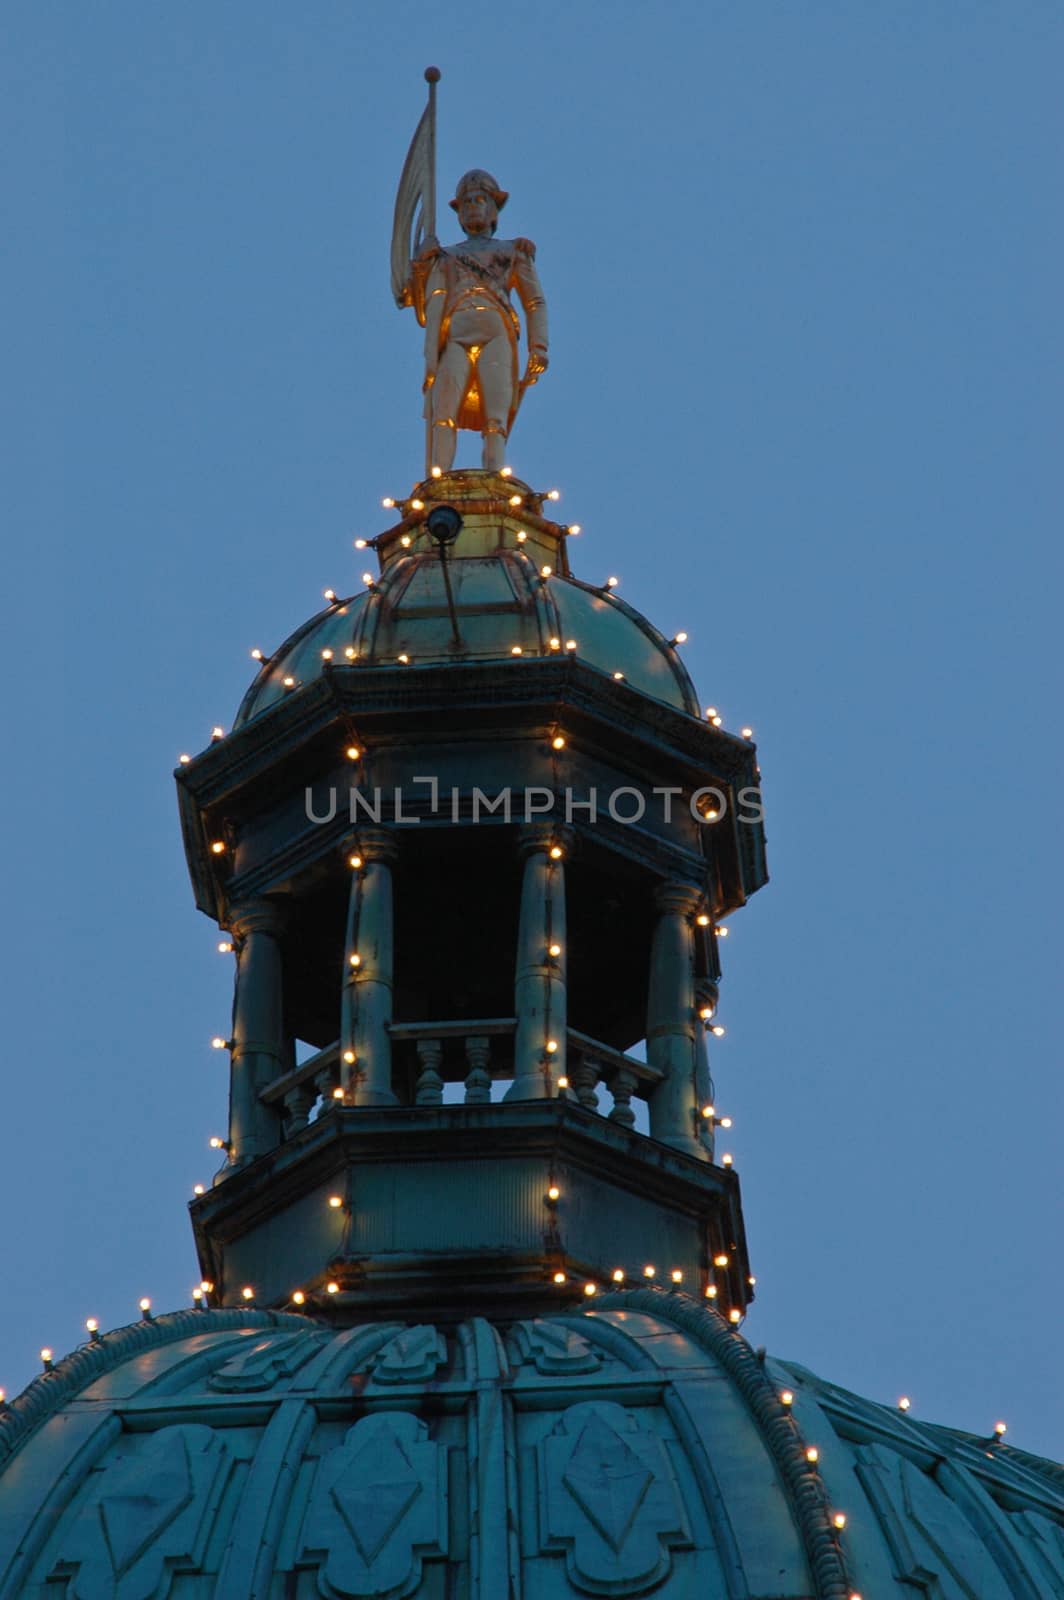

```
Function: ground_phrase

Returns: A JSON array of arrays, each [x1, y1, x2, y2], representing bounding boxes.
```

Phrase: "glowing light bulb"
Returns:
[[327, 1195, 344, 1210], [781, 1390, 794, 1405], [201, 1281, 214, 1293], [211, 1036, 227, 1050], [85, 1318, 98, 1333], [515, 529, 527, 543], [748, 1274, 757, 1286], [293, 1290, 306, 1304], [556, 1075, 569, 1089], [701, 1104, 715, 1119], [612, 1269, 625, 1282], [410, 498, 424, 511], [568, 523, 581, 535], [547, 488, 560, 501], [696, 912, 710, 926], [714, 1254, 729, 1268], [218, 940, 233, 953], [547, 1185, 560, 1201], [548, 942, 562, 957], [509, 493, 523, 507], [250, 648, 264, 661], [672, 631, 688, 645], [540, 565, 552, 577], [704, 1285, 718, 1298], [546, 1039, 558, 1054], [613, 672, 624, 680], [994, 1421, 1007, 1437], [192, 1287, 203, 1301], [711, 715, 723, 727], [348, 853, 363, 869], [321, 649, 334, 663], [583, 1282, 597, 1297], [699, 1006, 715, 1021], [551, 734, 566, 751], [332, 1086, 344, 1099], [643, 1265, 656, 1279], [349, 953, 361, 967], [549, 636, 561, 650], [138, 1298, 151, 1314], [806, 1446, 819, 1463], [898, 1396, 911, 1411], [362, 572, 374, 585], [670, 1269, 683, 1283], [565, 638, 577, 650], [382, 497, 396, 508], [553, 1271, 566, 1284], [178, 753, 191, 764], [711, 1025, 726, 1038], [728, 1308, 742, 1323], [400, 534, 412, 547], [211, 726, 225, 740], [241, 1286, 254, 1301], [41, 1348, 53, 1365], [209, 1136, 225, 1149], [717, 925, 729, 938], [323, 588, 337, 602], [397, 653, 410, 663], [355, 537, 368, 548], [343, 1049, 355, 1064], [193, 1184, 205, 1196], [500, 466, 513, 478], [741, 726, 753, 738], [721, 1153, 733, 1167], [703, 806, 719, 821], [210, 841, 225, 855], [511, 645, 523, 655], [344, 646, 357, 659], [833, 1512, 847, 1530], [720, 1116, 733, 1129], [326, 1282, 339, 1295], [705, 707, 718, 718], [606, 575, 619, 588], [282, 675, 296, 688], [549, 844, 563, 859]]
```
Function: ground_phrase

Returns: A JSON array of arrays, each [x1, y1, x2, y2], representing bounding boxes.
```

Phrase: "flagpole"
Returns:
[[423, 68, 440, 476], [424, 67, 439, 244]]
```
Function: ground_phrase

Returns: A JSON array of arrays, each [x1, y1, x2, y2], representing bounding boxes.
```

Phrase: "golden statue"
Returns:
[[392, 72, 549, 474]]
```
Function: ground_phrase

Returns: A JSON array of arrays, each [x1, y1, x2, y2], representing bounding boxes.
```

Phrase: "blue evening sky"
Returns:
[[3, 3, 1061, 1455]]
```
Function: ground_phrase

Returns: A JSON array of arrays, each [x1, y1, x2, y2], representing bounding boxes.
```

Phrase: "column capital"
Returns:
[[654, 879, 703, 918], [227, 897, 287, 940], [517, 822, 574, 861], [348, 827, 399, 865]]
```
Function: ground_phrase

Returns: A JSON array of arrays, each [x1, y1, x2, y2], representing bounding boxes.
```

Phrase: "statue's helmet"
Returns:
[[449, 169, 509, 214]]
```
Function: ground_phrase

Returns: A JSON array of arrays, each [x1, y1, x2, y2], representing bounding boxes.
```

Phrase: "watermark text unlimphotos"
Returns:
[[305, 779, 763, 827]]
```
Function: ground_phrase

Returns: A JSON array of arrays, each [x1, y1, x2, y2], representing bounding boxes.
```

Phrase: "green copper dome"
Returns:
[[2, 1294, 1061, 1599], [233, 471, 702, 730]]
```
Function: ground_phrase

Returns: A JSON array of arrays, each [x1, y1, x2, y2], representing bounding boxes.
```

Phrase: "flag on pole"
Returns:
[[391, 70, 439, 316]]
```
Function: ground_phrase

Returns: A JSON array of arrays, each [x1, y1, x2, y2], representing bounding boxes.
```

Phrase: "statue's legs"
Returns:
[[429, 341, 475, 472], [430, 419, 457, 472], [477, 333, 514, 471]]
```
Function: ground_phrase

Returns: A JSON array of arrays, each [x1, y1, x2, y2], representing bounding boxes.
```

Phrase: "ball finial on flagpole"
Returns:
[[425, 66, 441, 83]]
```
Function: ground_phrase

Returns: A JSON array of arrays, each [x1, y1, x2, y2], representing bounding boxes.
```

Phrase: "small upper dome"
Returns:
[[2, 1291, 1060, 1599], [234, 470, 701, 729]]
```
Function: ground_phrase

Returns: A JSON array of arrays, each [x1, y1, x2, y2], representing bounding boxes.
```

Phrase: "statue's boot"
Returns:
[[481, 425, 507, 472]]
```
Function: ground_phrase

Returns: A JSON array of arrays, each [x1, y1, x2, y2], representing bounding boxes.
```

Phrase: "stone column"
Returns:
[[341, 830, 399, 1106], [506, 826, 569, 1101], [646, 881, 707, 1160], [226, 898, 287, 1167], [694, 978, 718, 1158]]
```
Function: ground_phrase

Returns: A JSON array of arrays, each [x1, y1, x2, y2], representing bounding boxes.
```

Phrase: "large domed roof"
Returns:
[[233, 470, 702, 730], [2, 1292, 1060, 1598]]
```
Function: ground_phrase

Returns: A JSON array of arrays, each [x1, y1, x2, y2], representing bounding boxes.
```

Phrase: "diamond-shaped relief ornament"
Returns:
[[512, 1318, 602, 1376], [369, 1324, 447, 1385], [52, 1424, 227, 1600], [299, 1412, 447, 1599], [209, 1330, 325, 1391], [539, 1402, 692, 1595]]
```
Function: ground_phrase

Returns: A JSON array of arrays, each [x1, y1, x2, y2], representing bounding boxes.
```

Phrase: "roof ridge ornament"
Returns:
[[392, 69, 549, 478]]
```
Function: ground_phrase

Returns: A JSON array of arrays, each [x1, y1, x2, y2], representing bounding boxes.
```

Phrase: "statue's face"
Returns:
[[457, 189, 497, 237]]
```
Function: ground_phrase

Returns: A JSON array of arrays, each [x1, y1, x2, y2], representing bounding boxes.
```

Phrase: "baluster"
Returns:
[[283, 1082, 318, 1135], [571, 1051, 601, 1112], [608, 1064, 637, 1128], [316, 1063, 340, 1111], [464, 1036, 492, 1104], [415, 1038, 444, 1105]]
